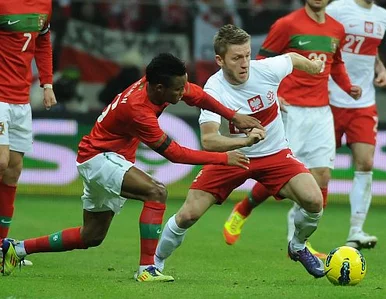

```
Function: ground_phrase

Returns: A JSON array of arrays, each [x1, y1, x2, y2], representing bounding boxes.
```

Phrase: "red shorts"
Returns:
[[331, 104, 378, 148], [190, 148, 309, 204]]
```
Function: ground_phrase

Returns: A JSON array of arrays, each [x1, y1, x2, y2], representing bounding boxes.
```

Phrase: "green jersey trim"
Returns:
[[259, 48, 280, 57], [0, 13, 48, 33], [289, 34, 340, 53]]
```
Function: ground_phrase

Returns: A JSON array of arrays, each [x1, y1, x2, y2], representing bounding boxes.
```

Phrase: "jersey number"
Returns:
[[97, 93, 122, 123], [22, 33, 32, 52], [308, 53, 327, 72], [342, 35, 365, 54]]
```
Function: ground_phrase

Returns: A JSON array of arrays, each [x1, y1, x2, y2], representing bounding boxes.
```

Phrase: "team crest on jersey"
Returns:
[[266, 91, 275, 105], [365, 22, 374, 34], [330, 38, 339, 53], [247, 95, 263, 112], [38, 14, 47, 30], [0, 122, 4, 135], [376, 24, 384, 37]]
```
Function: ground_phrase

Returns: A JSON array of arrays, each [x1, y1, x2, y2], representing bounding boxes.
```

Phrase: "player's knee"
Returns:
[[176, 209, 201, 229], [4, 165, 22, 183], [0, 159, 8, 176], [300, 189, 323, 213], [356, 158, 373, 172], [147, 183, 168, 203]]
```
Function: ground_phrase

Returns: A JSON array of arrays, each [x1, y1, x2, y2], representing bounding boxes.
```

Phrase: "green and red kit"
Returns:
[[0, 0, 52, 104], [257, 8, 353, 107]]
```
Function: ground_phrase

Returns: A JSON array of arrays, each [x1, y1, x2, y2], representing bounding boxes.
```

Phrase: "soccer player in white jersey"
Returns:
[[155, 24, 328, 278], [326, 0, 386, 249]]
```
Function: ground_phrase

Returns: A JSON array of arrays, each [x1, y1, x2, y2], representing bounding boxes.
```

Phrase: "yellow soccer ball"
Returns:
[[324, 246, 366, 286]]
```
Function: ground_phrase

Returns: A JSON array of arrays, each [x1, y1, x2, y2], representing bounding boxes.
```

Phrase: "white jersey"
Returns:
[[200, 55, 293, 157], [327, 0, 386, 108]]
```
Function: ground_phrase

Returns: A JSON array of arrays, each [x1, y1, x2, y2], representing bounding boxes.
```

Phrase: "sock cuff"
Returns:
[[144, 201, 166, 211], [0, 181, 17, 191], [300, 208, 323, 221], [167, 214, 186, 235]]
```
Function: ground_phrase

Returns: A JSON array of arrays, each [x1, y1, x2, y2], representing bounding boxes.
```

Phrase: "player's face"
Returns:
[[216, 42, 251, 85], [306, 0, 329, 10], [163, 73, 187, 104]]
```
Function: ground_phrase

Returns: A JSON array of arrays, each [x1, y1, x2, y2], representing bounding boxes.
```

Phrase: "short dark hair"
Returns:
[[214, 24, 250, 57], [146, 53, 186, 87]]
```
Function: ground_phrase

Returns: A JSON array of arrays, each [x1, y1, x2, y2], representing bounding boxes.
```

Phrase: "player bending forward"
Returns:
[[155, 25, 327, 279], [0, 53, 264, 281]]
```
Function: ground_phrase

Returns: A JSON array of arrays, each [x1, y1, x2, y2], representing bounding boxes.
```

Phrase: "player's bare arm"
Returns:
[[231, 112, 265, 131], [200, 121, 265, 152], [374, 53, 386, 87], [287, 52, 323, 74]]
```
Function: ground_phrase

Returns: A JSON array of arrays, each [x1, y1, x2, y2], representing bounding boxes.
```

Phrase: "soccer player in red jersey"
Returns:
[[0, 0, 57, 265], [0, 53, 265, 280], [223, 0, 362, 258], [327, 0, 386, 249]]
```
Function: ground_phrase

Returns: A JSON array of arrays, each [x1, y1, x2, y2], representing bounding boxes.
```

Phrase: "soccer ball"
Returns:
[[324, 246, 366, 286]]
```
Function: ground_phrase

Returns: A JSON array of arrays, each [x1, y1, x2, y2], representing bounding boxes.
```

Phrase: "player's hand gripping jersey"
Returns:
[[0, 0, 52, 104], [200, 55, 293, 157], [327, 0, 386, 108], [77, 77, 238, 165], [257, 8, 352, 107]]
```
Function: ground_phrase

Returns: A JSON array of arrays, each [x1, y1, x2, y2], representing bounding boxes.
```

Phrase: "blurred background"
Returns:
[[24, 0, 386, 200]]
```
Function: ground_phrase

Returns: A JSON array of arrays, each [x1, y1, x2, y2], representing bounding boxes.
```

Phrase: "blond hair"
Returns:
[[213, 24, 251, 57]]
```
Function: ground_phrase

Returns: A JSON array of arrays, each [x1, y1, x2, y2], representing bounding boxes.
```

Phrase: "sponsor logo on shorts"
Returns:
[[0, 122, 4, 135]]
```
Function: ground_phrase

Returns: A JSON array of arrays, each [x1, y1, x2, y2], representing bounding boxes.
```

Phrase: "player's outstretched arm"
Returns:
[[287, 52, 323, 74], [200, 121, 265, 152]]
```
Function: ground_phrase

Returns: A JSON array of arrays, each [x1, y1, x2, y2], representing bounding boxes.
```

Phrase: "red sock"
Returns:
[[237, 182, 271, 217], [321, 187, 328, 208], [24, 227, 87, 254], [0, 182, 16, 238], [139, 201, 165, 266]]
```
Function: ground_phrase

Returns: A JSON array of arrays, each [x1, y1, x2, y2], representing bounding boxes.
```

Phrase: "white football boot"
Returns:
[[346, 230, 378, 250]]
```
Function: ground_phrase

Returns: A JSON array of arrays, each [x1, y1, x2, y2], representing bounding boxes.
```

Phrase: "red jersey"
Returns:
[[0, 0, 53, 104], [257, 8, 352, 107], [77, 77, 236, 166]]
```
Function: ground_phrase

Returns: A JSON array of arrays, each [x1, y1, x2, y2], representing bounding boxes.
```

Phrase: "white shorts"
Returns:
[[281, 105, 335, 169], [76, 152, 134, 214], [0, 102, 33, 153]]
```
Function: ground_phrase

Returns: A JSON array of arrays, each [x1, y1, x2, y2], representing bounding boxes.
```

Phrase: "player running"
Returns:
[[326, 0, 386, 249], [155, 25, 327, 279], [0, 53, 264, 280], [224, 0, 362, 258], [0, 0, 57, 267]]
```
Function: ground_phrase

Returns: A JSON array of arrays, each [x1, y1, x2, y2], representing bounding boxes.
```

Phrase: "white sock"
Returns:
[[349, 171, 372, 234], [154, 214, 187, 272], [287, 202, 300, 242], [291, 208, 323, 252]]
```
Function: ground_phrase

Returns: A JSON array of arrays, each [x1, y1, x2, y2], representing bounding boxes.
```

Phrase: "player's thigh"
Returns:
[[8, 104, 33, 153], [120, 166, 166, 202], [303, 106, 335, 169], [176, 189, 217, 227], [0, 102, 11, 169], [351, 143, 375, 171], [190, 165, 250, 204], [279, 172, 322, 212]]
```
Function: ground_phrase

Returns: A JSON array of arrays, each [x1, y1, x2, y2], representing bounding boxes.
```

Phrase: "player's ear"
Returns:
[[215, 55, 224, 67], [155, 83, 165, 93]]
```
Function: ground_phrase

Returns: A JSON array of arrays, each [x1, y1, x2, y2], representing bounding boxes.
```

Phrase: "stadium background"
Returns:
[[25, 0, 386, 202]]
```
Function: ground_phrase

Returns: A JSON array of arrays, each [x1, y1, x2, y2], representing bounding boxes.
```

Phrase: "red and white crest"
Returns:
[[247, 95, 263, 112], [365, 22, 374, 34], [266, 90, 275, 104]]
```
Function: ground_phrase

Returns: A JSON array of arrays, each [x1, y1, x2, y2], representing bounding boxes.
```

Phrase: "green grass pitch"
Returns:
[[3, 194, 386, 299]]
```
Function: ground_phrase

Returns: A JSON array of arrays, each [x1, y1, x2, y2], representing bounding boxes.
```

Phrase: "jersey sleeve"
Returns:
[[199, 82, 223, 125], [131, 110, 228, 165], [257, 18, 290, 59], [182, 82, 235, 120], [258, 54, 293, 84], [35, 23, 53, 86]]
